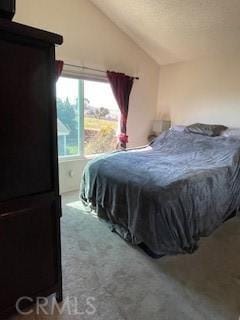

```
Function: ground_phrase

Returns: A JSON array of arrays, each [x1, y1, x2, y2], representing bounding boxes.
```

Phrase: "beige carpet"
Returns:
[[12, 192, 240, 319]]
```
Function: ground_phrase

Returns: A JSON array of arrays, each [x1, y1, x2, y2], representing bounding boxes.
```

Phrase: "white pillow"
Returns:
[[221, 128, 240, 137], [170, 125, 186, 132]]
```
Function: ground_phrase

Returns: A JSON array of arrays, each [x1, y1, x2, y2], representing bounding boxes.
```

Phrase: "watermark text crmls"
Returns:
[[16, 295, 96, 316]]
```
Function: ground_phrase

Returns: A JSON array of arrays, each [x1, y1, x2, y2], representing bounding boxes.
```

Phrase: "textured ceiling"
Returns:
[[90, 0, 240, 65]]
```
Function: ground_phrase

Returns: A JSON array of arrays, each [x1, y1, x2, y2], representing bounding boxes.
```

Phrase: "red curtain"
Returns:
[[107, 71, 134, 149], [55, 60, 64, 80]]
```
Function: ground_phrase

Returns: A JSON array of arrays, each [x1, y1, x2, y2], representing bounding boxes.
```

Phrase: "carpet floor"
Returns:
[[12, 191, 240, 320]]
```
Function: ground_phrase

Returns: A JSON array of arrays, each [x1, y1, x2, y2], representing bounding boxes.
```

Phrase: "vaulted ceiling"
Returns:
[[91, 0, 240, 65]]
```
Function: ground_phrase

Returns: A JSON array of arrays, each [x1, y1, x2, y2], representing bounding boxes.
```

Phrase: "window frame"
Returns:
[[57, 71, 117, 161]]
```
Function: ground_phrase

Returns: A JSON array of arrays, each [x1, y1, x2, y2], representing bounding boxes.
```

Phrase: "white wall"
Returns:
[[157, 54, 240, 127], [15, 0, 159, 193]]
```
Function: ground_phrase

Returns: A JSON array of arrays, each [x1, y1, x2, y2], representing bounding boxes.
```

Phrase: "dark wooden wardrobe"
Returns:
[[0, 18, 63, 317]]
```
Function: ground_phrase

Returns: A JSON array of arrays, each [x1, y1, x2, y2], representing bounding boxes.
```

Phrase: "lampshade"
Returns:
[[152, 120, 171, 133]]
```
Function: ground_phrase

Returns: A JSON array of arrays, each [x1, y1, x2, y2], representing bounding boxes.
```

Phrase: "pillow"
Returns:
[[184, 123, 228, 137], [221, 128, 240, 137], [170, 125, 186, 132]]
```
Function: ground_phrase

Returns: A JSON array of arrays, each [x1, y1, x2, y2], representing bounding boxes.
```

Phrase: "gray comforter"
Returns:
[[80, 130, 240, 256]]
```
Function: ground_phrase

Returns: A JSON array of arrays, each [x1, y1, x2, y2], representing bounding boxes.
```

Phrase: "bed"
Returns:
[[80, 129, 240, 256]]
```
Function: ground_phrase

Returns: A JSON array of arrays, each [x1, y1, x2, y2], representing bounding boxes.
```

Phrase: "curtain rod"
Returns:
[[64, 63, 139, 80]]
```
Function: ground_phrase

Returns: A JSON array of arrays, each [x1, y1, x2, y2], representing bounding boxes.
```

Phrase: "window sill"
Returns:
[[58, 153, 103, 163]]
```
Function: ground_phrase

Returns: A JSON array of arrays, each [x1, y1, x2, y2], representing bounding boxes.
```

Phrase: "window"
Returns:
[[56, 76, 119, 158]]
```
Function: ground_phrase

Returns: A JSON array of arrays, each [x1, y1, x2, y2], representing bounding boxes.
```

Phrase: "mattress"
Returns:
[[80, 130, 240, 256]]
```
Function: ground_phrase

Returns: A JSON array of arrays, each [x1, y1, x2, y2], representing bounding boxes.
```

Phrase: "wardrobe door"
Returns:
[[0, 37, 55, 201], [0, 196, 60, 311]]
